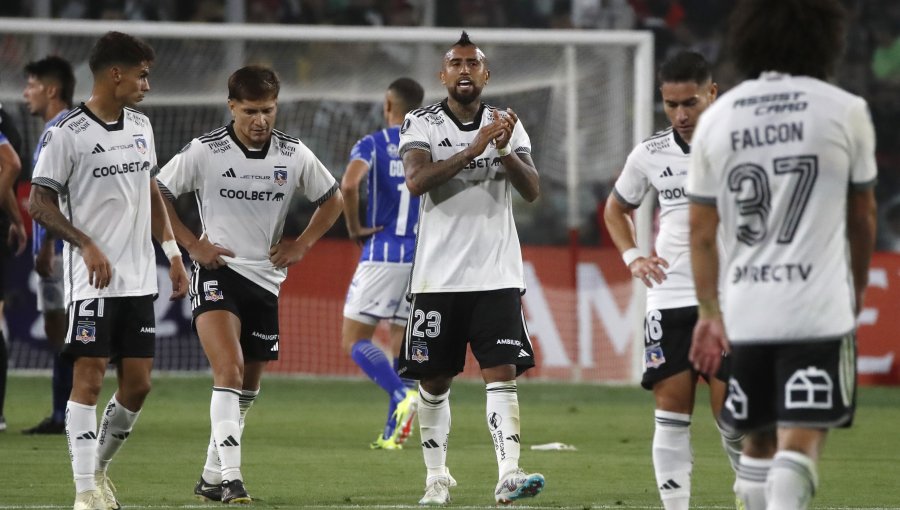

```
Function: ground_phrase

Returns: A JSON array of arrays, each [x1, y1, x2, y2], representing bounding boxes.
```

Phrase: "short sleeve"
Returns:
[[511, 118, 532, 156], [613, 145, 650, 208], [349, 135, 375, 167], [31, 126, 75, 195], [156, 139, 203, 200], [398, 114, 430, 156], [147, 125, 159, 175], [296, 142, 338, 206], [847, 98, 877, 189], [686, 120, 718, 205]]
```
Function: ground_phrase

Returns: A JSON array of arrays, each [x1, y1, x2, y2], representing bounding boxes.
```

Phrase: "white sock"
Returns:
[[211, 387, 243, 482], [486, 381, 521, 479], [717, 421, 744, 473], [735, 454, 771, 510], [767, 451, 818, 510], [418, 387, 451, 479], [652, 410, 692, 510], [66, 401, 98, 493], [96, 395, 140, 473], [202, 389, 258, 484]]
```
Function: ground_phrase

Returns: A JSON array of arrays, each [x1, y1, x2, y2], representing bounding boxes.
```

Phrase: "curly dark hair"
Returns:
[[728, 0, 846, 80]]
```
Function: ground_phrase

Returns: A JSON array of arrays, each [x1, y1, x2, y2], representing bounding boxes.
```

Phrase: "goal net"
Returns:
[[0, 20, 653, 383]]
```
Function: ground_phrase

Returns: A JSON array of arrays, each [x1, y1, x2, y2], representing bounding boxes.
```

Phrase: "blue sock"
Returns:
[[395, 358, 418, 391], [351, 340, 407, 403], [51, 355, 73, 423]]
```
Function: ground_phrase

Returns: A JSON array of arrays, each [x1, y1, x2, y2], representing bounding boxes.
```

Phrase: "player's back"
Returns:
[[690, 72, 876, 342], [355, 127, 418, 264]]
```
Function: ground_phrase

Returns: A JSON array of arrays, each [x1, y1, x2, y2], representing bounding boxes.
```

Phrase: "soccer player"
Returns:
[[21, 55, 76, 435], [399, 31, 544, 505], [604, 51, 742, 510], [28, 32, 189, 510], [341, 77, 424, 450], [0, 100, 27, 433], [156, 65, 343, 504], [687, 1, 877, 509]]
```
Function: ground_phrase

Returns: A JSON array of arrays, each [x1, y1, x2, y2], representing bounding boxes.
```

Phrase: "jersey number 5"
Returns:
[[728, 155, 818, 246]]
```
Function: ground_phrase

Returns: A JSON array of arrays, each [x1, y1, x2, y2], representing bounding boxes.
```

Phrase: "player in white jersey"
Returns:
[[605, 51, 742, 510], [28, 32, 189, 510], [22, 55, 76, 436], [398, 31, 544, 505], [687, 1, 877, 509], [156, 66, 343, 504], [341, 78, 424, 450]]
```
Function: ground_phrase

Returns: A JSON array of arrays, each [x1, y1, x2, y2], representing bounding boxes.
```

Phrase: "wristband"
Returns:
[[622, 248, 642, 267], [161, 239, 181, 260], [497, 144, 511, 157]]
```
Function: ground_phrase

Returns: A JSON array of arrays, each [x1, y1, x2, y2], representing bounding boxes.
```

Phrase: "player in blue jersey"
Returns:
[[21, 56, 75, 435], [341, 77, 424, 449]]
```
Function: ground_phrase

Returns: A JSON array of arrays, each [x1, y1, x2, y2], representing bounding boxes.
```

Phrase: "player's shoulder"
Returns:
[[53, 106, 85, 129], [408, 101, 443, 119], [272, 128, 301, 146], [197, 125, 229, 144], [123, 106, 151, 129], [634, 127, 675, 156]]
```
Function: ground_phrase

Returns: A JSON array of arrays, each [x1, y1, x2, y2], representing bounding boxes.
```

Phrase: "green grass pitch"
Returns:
[[1, 374, 898, 509]]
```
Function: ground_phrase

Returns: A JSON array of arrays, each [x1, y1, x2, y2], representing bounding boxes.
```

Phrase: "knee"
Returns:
[[214, 364, 244, 389], [421, 375, 452, 396]]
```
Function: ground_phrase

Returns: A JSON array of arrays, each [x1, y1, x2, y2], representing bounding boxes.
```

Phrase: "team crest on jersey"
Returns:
[[425, 113, 444, 126], [205, 288, 223, 302], [75, 321, 96, 344], [411, 342, 429, 363], [133, 135, 147, 154], [644, 344, 666, 369], [387, 143, 399, 158], [400, 118, 411, 134], [273, 169, 287, 186]]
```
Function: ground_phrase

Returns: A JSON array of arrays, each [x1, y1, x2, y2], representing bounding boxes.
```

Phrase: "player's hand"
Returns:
[[349, 225, 383, 245], [468, 119, 507, 157], [268, 238, 310, 269], [81, 240, 112, 289], [689, 317, 730, 376], [629, 256, 669, 288], [8, 221, 27, 256], [168, 259, 189, 300], [493, 108, 517, 152], [189, 233, 234, 270], [35, 243, 56, 277]]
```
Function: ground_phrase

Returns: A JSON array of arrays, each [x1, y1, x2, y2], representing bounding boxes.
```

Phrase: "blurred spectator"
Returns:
[[571, 0, 634, 29]]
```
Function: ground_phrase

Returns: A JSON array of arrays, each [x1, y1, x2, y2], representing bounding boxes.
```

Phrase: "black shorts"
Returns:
[[190, 265, 280, 361], [641, 306, 729, 390], [398, 288, 535, 379], [62, 295, 156, 361], [720, 334, 856, 433]]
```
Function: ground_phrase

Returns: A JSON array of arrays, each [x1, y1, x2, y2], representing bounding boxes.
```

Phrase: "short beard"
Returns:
[[448, 86, 480, 105]]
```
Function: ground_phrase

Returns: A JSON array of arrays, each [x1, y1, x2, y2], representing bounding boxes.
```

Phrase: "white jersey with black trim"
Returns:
[[31, 104, 159, 306], [399, 99, 531, 293], [614, 127, 696, 310], [687, 72, 877, 344], [157, 123, 338, 296]]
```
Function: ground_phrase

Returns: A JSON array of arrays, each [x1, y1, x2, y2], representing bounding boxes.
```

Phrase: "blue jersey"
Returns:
[[351, 126, 419, 263], [32, 109, 69, 256]]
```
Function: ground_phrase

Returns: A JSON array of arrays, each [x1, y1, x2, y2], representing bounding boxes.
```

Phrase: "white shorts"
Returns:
[[343, 262, 411, 326], [37, 256, 65, 312]]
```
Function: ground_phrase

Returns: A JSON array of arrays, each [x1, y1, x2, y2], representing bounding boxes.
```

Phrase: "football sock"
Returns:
[[717, 420, 744, 473], [734, 454, 771, 510], [210, 387, 242, 482], [486, 381, 521, 478], [418, 387, 450, 479], [66, 401, 98, 493], [96, 395, 140, 472], [652, 410, 692, 510], [52, 355, 74, 423], [351, 340, 407, 403], [203, 388, 258, 483], [767, 450, 817, 510]]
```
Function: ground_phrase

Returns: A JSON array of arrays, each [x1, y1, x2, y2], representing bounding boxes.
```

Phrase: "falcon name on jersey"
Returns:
[[31, 104, 159, 305], [157, 123, 337, 296], [687, 72, 877, 343], [350, 126, 419, 263], [613, 127, 696, 310], [399, 99, 531, 293]]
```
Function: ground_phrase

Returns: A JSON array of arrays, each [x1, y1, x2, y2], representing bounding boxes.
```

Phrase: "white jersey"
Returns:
[[687, 72, 877, 343], [31, 104, 159, 306], [614, 127, 696, 310], [399, 99, 530, 293], [157, 123, 338, 296]]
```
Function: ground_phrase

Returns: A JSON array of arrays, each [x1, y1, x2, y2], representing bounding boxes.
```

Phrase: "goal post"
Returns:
[[0, 19, 653, 383]]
